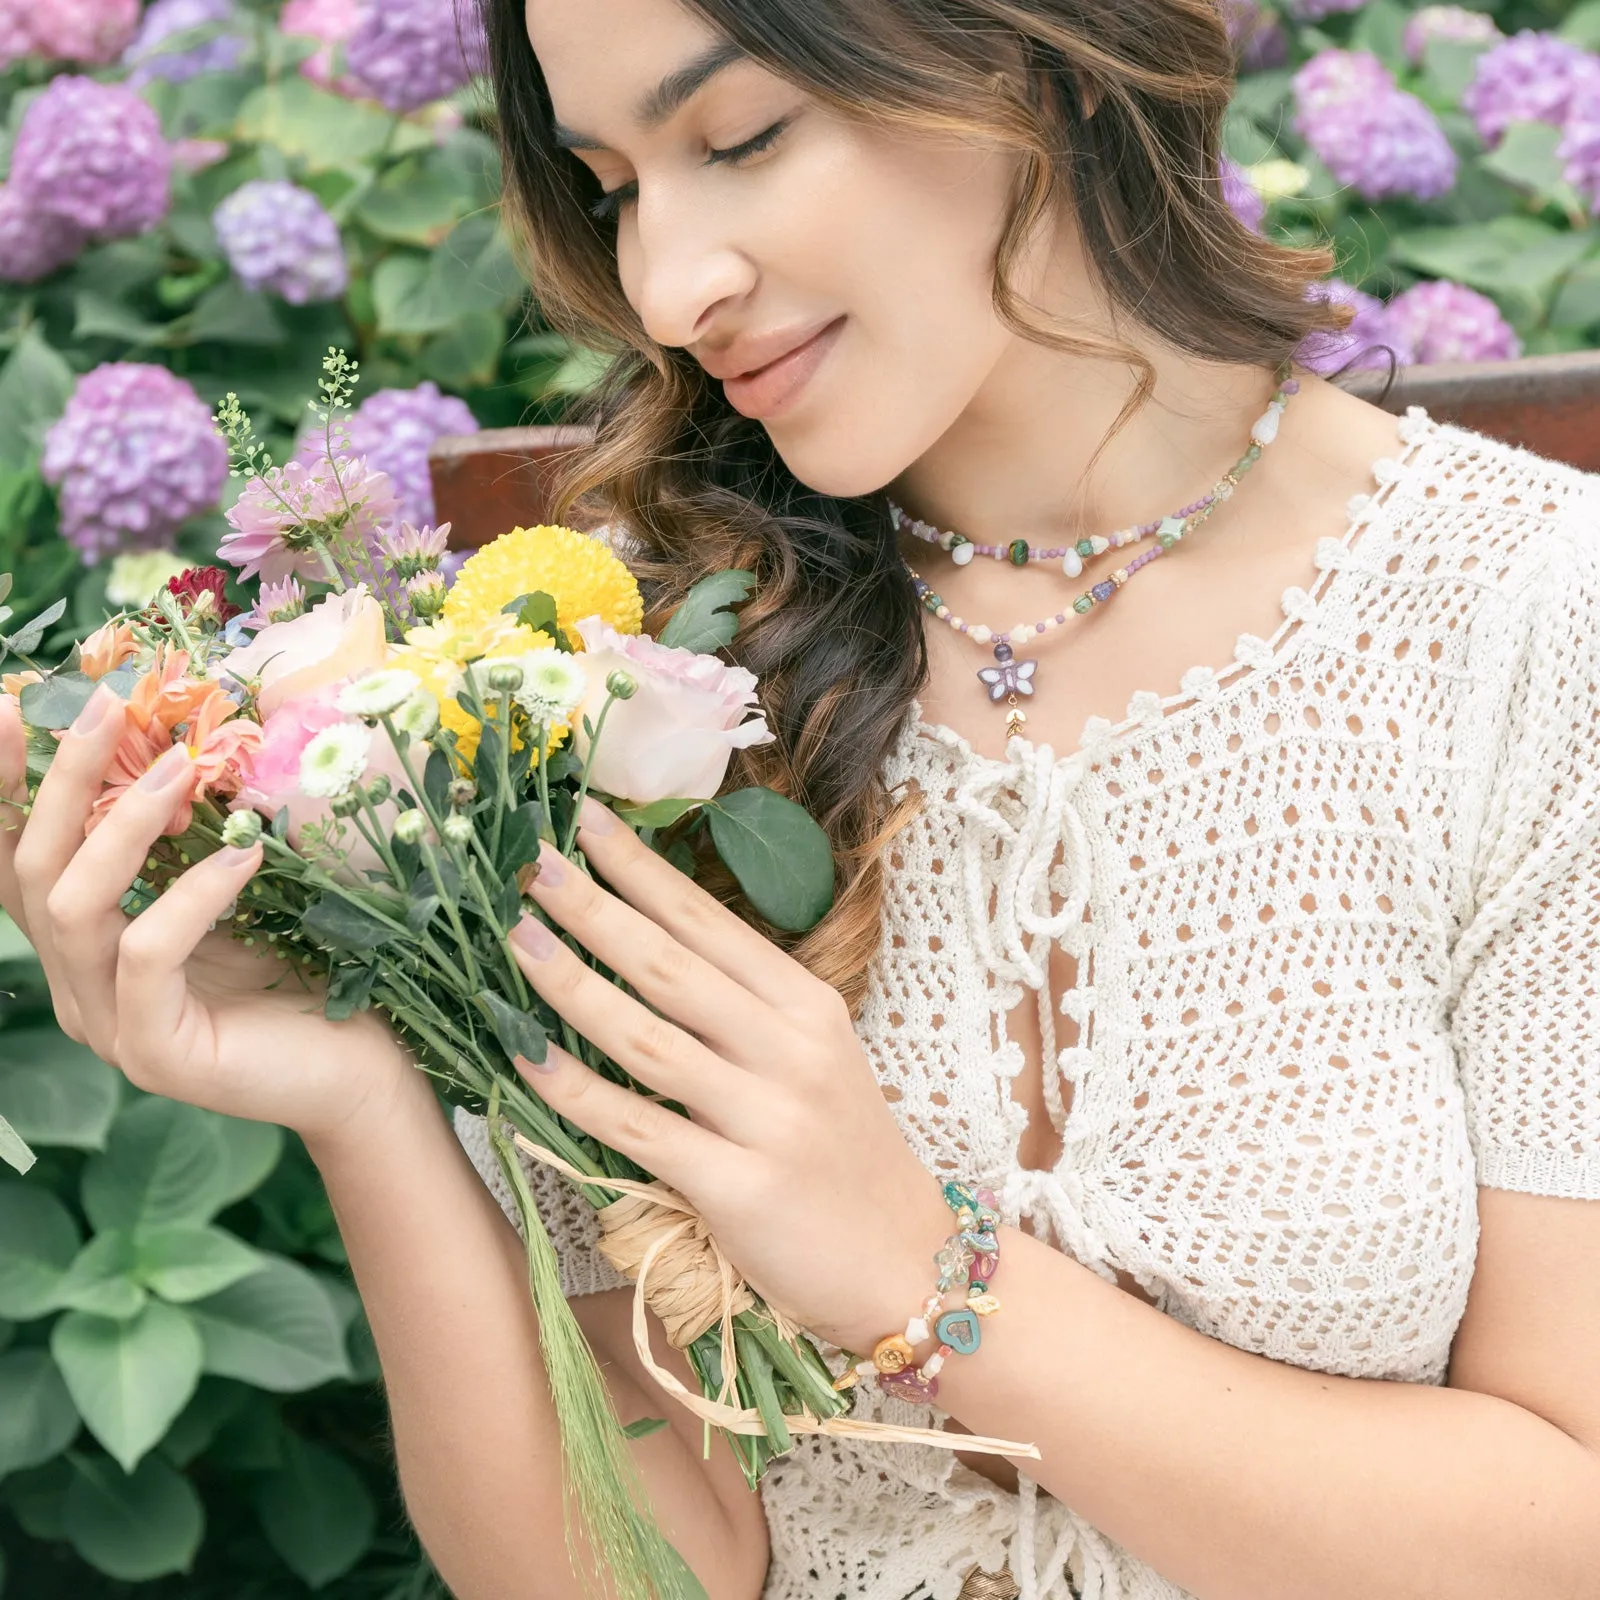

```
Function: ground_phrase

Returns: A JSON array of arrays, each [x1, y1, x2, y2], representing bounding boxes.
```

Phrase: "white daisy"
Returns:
[[298, 723, 373, 798], [338, 667, 422, 718], [391, 691, 440, 741], [514, 652, 588, 724]]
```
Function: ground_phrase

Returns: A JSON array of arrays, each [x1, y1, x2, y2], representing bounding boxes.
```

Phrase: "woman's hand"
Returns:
[[510, 797, 951, 1356], [0, 687, 416, 1146]]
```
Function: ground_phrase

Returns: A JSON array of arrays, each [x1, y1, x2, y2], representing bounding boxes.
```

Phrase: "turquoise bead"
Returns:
[[936, 1308, 982, 1356], [1072, 596, 1094, 615], [1008, 539, 1029, 566], [1075, 539, 1094, 558]]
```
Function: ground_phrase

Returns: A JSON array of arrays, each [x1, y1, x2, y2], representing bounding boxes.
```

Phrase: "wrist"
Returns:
[[300, 1047, 440, 1171]]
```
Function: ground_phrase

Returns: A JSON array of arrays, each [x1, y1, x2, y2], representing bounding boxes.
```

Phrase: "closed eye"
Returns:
[[586, 118, 791, 225]]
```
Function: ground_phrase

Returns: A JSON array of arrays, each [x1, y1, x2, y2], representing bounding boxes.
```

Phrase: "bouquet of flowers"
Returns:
[[0, 351, 849, 1600]]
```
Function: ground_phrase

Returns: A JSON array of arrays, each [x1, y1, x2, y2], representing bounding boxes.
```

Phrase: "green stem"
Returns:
[[420, 841, 481, 991], [536, 725, 554, 843], [561, 692, 620, 857]]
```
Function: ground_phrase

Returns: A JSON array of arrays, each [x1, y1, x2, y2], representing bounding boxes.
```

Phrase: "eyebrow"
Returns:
[[551, 40, 748, 151]]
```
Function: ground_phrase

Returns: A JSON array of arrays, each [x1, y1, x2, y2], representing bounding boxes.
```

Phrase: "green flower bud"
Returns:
[[442, 812, 474, 846], [328, 791, 362, 818], [220, 810, 262, 849], [485, 660, 525, 693], [605, 669, 638, 701], [392, 809, 427, 845], [365, 774, 392, 806], [447, 779, 477, 809]]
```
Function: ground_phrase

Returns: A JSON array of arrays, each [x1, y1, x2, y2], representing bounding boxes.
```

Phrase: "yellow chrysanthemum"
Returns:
[[389, 613, 559, 764], [442, 524, 643, 648]]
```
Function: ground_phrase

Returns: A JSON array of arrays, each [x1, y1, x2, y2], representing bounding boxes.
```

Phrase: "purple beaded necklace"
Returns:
[[902, 365, 1299, 739]]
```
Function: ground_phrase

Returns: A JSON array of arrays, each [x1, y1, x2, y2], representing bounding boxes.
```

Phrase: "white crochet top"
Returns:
[[455, 409, 1600, 1600]]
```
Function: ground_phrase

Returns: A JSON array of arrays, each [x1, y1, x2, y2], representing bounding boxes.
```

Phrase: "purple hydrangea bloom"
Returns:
[[342, 0, 488, 113], [1461, 31, 1600, 148], [42, 364, 229, 563], [1219, 0, 1288, 72], [212, 180, 348, 304], [1403, 6, 1503, 67], [298, 381, 479, 530], [1297, 279, 1416, 376], [1558, 97, 1600, 215], [1221, 158, 1266, 232], [123, 0, 246, 86], [9, 76, 172, 239], [1292, 50, 1458, 202], [1385, 280, 1521, 364], [0, 184, 87, 283], [29, 0, 139, 63]]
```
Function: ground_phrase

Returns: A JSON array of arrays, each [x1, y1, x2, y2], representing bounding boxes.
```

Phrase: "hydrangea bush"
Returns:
[[0, 0, 1597, 1595]]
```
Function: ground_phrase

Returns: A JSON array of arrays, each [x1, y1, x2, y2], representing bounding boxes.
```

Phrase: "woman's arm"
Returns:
[[304, 1074, 769, 1600], [926, 1187, 1600, 1600]]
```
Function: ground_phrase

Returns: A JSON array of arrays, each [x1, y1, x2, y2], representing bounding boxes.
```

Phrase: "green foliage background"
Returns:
[[1, 0, 1598, 1594]]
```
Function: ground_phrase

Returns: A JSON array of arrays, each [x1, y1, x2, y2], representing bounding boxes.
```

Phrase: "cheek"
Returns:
[[761, 131, 1020, 496]]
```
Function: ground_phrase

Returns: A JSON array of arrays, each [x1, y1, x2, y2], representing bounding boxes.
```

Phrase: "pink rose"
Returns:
[[232, 685, 420, 876], [571, 617, 773, 806], [219, 588, 386, 717]]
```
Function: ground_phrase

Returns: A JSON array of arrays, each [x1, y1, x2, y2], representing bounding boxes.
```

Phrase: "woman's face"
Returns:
[[526, 0, 1055, 498]]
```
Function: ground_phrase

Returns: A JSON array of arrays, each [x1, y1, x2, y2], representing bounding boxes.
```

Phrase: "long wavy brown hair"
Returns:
[[480, 0, 1345, 1012]]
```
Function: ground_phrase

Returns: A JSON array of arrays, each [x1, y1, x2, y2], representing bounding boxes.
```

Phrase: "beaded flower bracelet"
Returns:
[[834, 1180, 1002, 1404]]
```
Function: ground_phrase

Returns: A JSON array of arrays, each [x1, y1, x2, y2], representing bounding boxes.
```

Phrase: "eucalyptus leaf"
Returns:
[[658, 570, 756, 652], [479, 990, 549, 1066], [2, 596, 66, 658], [0, 1114, 33, 1177], [706, 788, 835, 933], [17, 672, 97, 731]]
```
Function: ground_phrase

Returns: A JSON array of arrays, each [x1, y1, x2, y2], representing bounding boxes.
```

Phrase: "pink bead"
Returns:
[[973, 1252, 999, 1283], [878, 1367, 939, 1403]]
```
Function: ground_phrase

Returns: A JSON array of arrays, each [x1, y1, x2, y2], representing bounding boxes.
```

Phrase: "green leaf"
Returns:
[[621, 1416, 669, 1440], [496, 802, 546, 876], [184, 279, 287, 347], [51, 1302, 203, 1472], [1559, 0, 1600, 49], [157, 1377, 249, 1467], [0, 1116, 33, 1178], [354, 154, 467, 244], [371, 213, 526, 336], [1420, 37, 1495, 104], [0, 1026, 121, 1150], [1550, 255, 1600, 331], [80, 1098, 231, 1233], [51, 1233, 147, 1320], [420, 309, 506, 389], [0, 1182, 80, 1319], [1479, 121, 1569, 198], [300, 892, 402, 953], [134, 1225, 263, 1303], [71, 292, 171, 348], [504, 589, 561, 639], [62, 1453, 204, 1581], [0, 329, 74, 472], [188, 1256, 352, 1392], [235, 76, 431, 173], [1348, 0, 1408, 70], [657, 569, 756, 652], [0, 1350, 79, 1475], [254, 1433, 377, 1589], [17, 672, 97, 731], [478, 990, 549, 1067], [2, 596, 66, 657], [210, 1116, 285, 1209], [706, 788, 835, 933], [614, 796, 704, 831]]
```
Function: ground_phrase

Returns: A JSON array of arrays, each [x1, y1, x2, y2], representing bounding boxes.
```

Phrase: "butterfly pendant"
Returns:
[[977, 657, 1037, 702]]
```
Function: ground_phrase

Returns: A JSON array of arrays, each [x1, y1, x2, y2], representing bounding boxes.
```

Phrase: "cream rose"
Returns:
[[219, 587, 386, 717], [571, 617, 773, 805]]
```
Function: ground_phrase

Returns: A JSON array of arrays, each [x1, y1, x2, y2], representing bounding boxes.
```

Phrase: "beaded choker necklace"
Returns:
[[901, 365, 1299, 739]]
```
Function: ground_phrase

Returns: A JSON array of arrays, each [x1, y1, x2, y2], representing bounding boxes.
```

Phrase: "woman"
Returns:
[[5, 0, 1600, 1596]]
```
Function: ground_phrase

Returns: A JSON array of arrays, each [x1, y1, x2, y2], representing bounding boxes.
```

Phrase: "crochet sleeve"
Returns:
[[1449, 508, 1600, 1200], [452, 1107, 630, 1298]]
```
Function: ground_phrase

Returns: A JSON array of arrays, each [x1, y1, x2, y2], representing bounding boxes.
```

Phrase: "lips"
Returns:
[[698, 316, 843, 382], [712, 316, 846, 422]]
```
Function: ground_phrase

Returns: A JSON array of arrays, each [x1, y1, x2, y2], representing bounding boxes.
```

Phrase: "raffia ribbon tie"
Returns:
[[511, 1132, 1040, 1462]]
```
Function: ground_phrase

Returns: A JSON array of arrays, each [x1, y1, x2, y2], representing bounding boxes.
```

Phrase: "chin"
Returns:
[[763, 414, 923, 502]]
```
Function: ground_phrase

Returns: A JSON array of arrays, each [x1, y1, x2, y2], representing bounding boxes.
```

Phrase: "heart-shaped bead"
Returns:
[[936, 1307, 982, 1356]]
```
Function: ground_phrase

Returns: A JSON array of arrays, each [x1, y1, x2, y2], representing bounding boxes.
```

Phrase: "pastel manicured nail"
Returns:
[[518, 1046, 561, 1075], [534, 842, 565, 886], [137, 745, 192, 791], [511, 916, 557, 960], [577, 796, 616, 835], [217, 845, 259, 868], [71, 686, 115, 736]]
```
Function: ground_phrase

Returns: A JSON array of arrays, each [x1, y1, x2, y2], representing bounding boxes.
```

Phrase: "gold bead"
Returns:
[[871, 1333, 915, 1374]]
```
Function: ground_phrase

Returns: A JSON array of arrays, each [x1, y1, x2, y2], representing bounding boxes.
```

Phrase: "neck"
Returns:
[[887, 324, 1282, 550]]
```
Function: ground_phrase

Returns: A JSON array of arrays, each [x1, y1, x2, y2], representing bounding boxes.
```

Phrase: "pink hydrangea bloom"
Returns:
[[280, 0, 364, 95], [218, 456, 399, 586], [29, 0, 139, 62]]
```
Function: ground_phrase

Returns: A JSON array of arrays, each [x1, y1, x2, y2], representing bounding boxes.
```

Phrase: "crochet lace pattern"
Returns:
[[456, 409, 1600, 1599]]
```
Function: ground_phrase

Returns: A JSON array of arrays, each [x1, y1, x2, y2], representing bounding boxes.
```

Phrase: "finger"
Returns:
[[507, 915, 765, 1140], [115, 842, 263, 1084], [0, 695, 30, 935], [513, 1040, 732, 1193], [574, 798, 829, 1015], [12, 685, 128, 1040], [522, 838, 771, 1061], [47, 744, 196, 1060]]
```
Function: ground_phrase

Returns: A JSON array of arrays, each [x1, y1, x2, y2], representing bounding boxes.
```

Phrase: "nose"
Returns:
[[620, 180, 757, 351]]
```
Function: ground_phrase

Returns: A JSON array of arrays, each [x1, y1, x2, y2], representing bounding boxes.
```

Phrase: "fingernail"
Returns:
[[71, 686, 115, 737], [217, 845, 259, 868], [533, 841, 565, 886], [517, 1046, 561, 1075], [577, 796, 616, 835], [137, 745, 192, 791], [511, 915, 557, 960]]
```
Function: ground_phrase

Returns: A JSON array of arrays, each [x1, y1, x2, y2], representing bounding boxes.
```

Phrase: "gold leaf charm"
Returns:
[[1004, 704, 1027, 740]]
